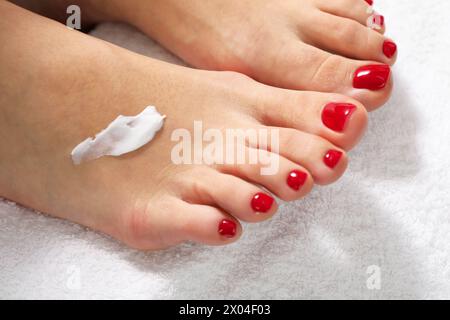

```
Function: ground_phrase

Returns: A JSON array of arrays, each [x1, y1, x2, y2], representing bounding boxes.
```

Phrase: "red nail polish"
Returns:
[[287, 170, 308, 191], [218, 219, 237, 238], [373, 14, 384, 27], [353, 64, 390, 90], [365, 0, 373, 5], [251, 193, 274, 213], [322, 103, 357, 132], [383, 40, 397, 59], [324, 150, 343, 169]]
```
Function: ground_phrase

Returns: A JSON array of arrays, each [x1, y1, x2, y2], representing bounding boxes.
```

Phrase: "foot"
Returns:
[[98, 0, 396, 111], [0, 2, 368, 250]]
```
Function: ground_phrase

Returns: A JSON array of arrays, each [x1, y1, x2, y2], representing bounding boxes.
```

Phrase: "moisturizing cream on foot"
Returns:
[[71, 106, 165, 165]]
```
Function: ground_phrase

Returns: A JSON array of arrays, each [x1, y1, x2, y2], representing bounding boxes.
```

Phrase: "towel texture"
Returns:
[[1, 0, 450, 299]]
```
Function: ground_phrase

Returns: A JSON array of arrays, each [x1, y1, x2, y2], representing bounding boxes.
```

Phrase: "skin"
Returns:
[[11, 0, 395, 111], [0, 2, 369, 250], [117, 0, 396, 111]]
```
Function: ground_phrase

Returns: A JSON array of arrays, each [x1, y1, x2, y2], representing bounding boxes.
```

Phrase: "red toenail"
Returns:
[[218, 219, 237, 238], [365, 0, 373, 5], [383, 40, 397, 59], [324, 150, 343, 169], [353, 64, 390, 90], [251, 193, 274, 213], [322, 103, 357, 132], [287, 170, 308, 191], [373, 14, 385, 27]]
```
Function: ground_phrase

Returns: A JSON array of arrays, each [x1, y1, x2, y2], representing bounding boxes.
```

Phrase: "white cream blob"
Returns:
[[71, 106, 165, 165]]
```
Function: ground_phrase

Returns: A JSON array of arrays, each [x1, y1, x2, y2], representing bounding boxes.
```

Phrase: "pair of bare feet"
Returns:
[[0, 0, 396, 250]]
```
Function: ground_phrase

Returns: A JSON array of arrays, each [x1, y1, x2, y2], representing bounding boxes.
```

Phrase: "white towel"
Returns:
[[1, 0, 449, 299]]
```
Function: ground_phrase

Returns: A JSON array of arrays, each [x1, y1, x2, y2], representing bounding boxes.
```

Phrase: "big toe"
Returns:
[[253, 39, 393, 111]]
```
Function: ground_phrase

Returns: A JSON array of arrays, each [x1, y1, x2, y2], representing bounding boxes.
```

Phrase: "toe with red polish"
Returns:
[[353, 64, 391, 90], [251, 193, 274, 213], [322, 103, 357, 132]]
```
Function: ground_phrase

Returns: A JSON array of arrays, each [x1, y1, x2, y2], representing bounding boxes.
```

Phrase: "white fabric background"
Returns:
[[1, 0, 449, 299]]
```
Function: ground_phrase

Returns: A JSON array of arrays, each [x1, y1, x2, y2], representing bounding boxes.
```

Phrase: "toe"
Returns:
[[179, 168, 278, 223], [255, 40, 393, 111], [218, 147, 314, 202], [259, 90, 368, 150], [314, 0, 386, 34], [121, 196, 242, 250], [272, 128, 349, 185], [350, 62, 393, 110], [304, 11, 396, 64], [174, 201, 243, 245]]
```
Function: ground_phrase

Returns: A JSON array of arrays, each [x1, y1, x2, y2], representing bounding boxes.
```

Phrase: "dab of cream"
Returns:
[[71, 106, 165, 165]]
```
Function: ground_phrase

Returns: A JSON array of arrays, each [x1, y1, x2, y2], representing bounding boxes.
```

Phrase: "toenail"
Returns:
[[324, 150, 343, 169], [383, 40, 397, 59], [287, 170, 308, 191], [373, 14, 385, 27], [251, 193, 274, 213], [322, 103, 357, 133], [365, 0, 373, 5], [218, 219, 237, 238], [353, 64, 390, 90]]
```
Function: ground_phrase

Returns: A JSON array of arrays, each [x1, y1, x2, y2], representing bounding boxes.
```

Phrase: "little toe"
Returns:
[[174, 201, 243, 245], [121, 196, 242, 250]]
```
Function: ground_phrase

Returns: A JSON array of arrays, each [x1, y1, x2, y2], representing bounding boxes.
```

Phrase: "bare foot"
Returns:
[[99, 0, 396, 111], [0, 2, 367, 250]]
